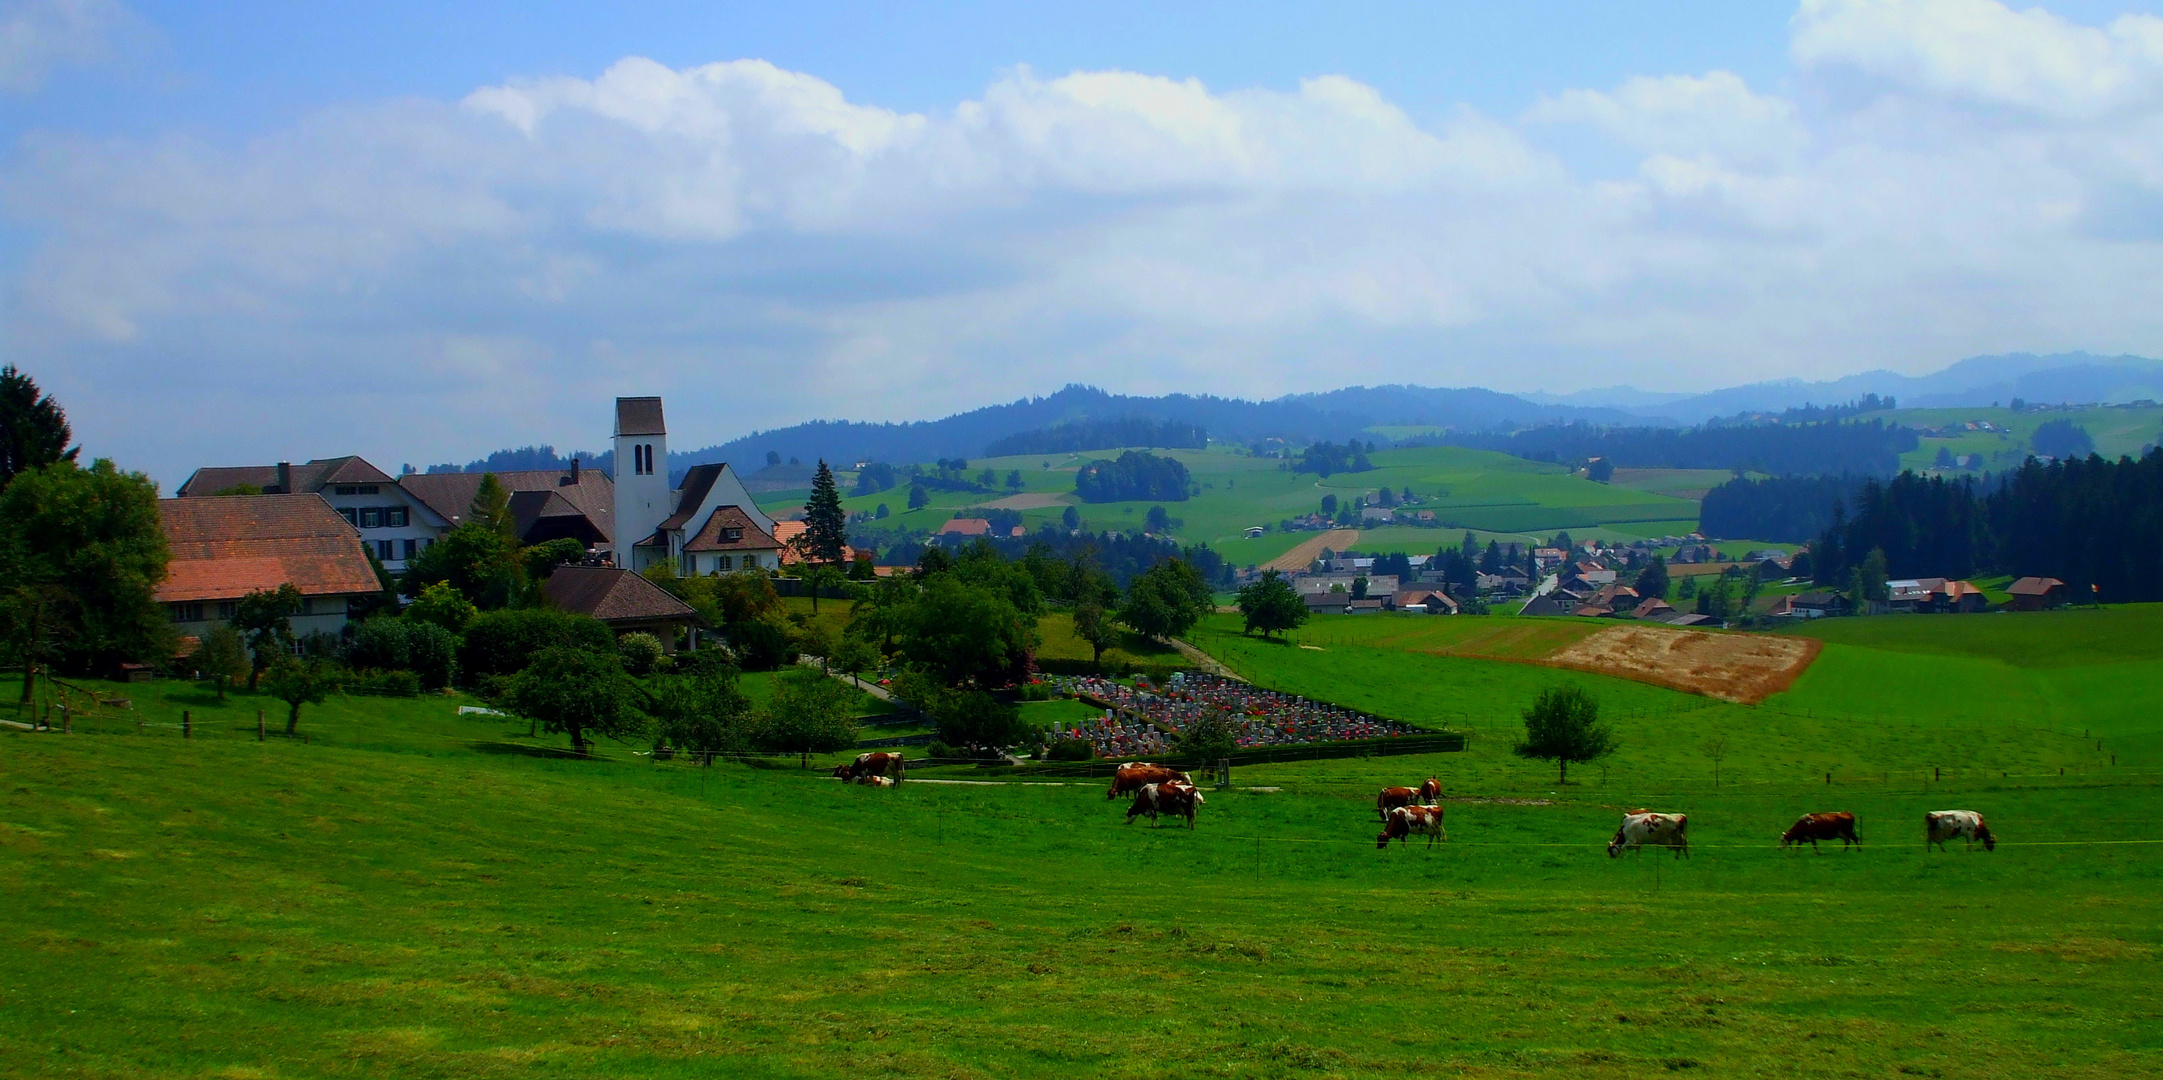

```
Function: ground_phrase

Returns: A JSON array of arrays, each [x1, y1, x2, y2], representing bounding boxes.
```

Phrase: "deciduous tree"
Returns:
[[1237, 570, 1307, 640], [505, 645, 645, 755], [0, 459, 169, 674], [1513, 685, 1617, 784], [262, 656, 335, 734], [230, 584, 304, 692], [194, 624, 249, 701]]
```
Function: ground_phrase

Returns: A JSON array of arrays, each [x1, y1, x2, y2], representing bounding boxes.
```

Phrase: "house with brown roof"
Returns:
[[628, 462, 778, 575], [772, 520, 858, 566], [396, 461, 615, 554], [157, 494, 383, 642], [1393, 588, 1459, 614], [938, 518, 992, 537], [178, 456, 444, 572], [541, 566, 704, 650], [2005, 576, 2069, 611]]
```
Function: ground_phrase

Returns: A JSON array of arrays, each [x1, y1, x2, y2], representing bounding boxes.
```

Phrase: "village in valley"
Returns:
[[10, 2, 2163, 1075]]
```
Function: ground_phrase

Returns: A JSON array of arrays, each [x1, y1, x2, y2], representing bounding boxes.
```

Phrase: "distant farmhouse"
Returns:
[[157, 494, 382, 642]]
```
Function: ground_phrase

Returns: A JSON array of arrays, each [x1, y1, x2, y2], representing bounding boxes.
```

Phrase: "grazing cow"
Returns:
[[1926, 810, 1995, 852], [851, 774, 895, 788], [1376, 786, 1419, 821], [1106, 763, 1191, 801], [1376, 804, 1448, 848], [831, 752, 906, 783], [1608, 812, 1689, 858], [1781, 812, 1860, 851], [1416, 775, 1442, 803], [1126, 781, 1204, 828]]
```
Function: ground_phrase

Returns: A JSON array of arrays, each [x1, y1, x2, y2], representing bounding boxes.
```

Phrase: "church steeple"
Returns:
[[612, 396, 669, 569]]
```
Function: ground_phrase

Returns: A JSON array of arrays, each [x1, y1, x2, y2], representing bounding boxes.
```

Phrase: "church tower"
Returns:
[[612, 397, 669, 569]]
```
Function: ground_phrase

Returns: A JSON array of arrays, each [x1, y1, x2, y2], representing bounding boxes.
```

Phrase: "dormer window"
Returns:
[[723, 527, 743, 542]]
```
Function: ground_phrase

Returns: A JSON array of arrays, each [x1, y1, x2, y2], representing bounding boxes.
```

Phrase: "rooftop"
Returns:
[[156, 494, 380, 604]]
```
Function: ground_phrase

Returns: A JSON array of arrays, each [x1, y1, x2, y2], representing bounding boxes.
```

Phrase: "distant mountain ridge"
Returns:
[[428, 352, 2163, 480]]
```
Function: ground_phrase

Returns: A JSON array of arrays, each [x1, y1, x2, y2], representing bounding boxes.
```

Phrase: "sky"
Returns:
[[7, 0, 2163, 486]]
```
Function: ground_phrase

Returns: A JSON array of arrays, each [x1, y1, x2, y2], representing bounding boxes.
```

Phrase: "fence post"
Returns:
[[258, 710, 266, 742], [183, 710, 192, 740], [61, 704, 70, 734]]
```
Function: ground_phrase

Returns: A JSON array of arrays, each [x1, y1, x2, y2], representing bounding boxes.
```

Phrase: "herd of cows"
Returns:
[[828, 753, 2002, 854]]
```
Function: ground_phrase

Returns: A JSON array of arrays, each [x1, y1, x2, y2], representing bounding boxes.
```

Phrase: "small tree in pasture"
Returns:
[[1513, 685, 1616, 784]]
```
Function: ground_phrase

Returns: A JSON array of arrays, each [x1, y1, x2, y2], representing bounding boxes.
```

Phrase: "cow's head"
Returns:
[[830, 765, 852, 780], [1778, 824, 1802, 848], [1976, 823, 1996, 851], [1607, 830, 1628, 858]]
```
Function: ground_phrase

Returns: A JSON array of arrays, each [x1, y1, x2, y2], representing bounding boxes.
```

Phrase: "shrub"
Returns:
[[347, 618, 411, 671], [404, 621, 458, 690], [349, 669, 421, 697], [726, 617, 795, 672], [1045, 737, 1095, 761], [406, 581, 478, 633], [460, 608, 614, 680], [1017, 680, 1054, 702], [931, 690, 1029, 750], [617, 632, 669, 675]]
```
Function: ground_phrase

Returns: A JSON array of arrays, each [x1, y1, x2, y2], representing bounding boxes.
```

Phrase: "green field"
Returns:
[[797, 444, 1701, 565], [6, 608, 2163, 1076], [1872, 403, 2163, 475]]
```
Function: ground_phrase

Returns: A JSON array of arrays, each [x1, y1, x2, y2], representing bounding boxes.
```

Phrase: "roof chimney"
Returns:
[[275, 461, 291, 494], [569, 457, 581, 485]]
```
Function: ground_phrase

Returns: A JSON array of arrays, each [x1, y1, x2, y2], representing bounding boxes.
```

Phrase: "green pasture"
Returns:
[[7, 608, 2163, 1076], [1875, 403, 2163, 475]]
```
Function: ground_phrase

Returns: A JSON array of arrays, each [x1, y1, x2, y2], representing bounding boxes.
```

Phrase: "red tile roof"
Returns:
[[2007, 576, 2066, 595], [771, 519, 858, 565], [939, 518, 992, 536], [542, 566, 701, 625], [156, 495, 380, 604], [177, 456, 395, 496]]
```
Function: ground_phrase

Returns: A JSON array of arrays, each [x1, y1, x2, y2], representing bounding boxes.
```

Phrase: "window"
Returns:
[[339, 507, 358, 526], [333, 485, 381, 495], [723, 527, 743, 542], [215, 601, 237, 620], [359, 507, 382, 528], [743, 555, 759, 569], [170, 602, 202, 622], [716, 555, 733, 571], [376, 539, 394, 561], [386, 506, 408, 528], [402, 539, 418, 560], [635, 443, 655, 475], [298, 597, 314, 616]]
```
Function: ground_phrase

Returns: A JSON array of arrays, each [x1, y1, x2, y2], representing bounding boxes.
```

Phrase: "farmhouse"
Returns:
[[396, 462, 613, 553], [1773, 592, 1852, 618], [1393, 588, 1459, 614], [541, 565, 704, 651], [2005, 576, 2069, 611], [157, 494, 382, 643], [177, 456, 443, 573], [630, 462, 781, 575], [938, 518, 993, 537]]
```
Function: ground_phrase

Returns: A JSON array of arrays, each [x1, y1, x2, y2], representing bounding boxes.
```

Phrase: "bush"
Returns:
[[404, 621, 458, 690], [347, 618, 412, 671], [726, 617, 796, 672], [459, 608, 614, 680], [1045, 737, 1095, 761], [1017, 680, 1054, 701], [349, 669, 421, 697], [931, 690, 1029, 750], [617, 632, 669, 675]]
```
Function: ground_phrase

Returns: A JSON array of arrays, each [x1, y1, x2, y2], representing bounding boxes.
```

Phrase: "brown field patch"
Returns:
[[1263, 529, 1360, 573], [1544, 624, 1821, 703]]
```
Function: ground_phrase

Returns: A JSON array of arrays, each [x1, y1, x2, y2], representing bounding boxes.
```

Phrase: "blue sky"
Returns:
[[7, 0, 2163, 485]]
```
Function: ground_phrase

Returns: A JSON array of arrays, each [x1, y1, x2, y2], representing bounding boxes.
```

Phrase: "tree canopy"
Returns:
[[1237, 570, 1307, 639], [1513, 685, 1617, 783], [1118, 557, 1211, 641], [1073, 450, 1191, 503], [795, 460, 850, 566], [0, 365, 77, 490], [0, 458, 170, 676], [505, 645, 645, 754]]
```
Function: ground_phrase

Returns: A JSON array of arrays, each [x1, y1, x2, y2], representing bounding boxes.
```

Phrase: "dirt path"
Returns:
[[1263, 529, 1360, 572]]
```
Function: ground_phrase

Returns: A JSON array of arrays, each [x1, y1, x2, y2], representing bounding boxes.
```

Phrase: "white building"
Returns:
[[613, 396, 672, 570], [630, 462, 780, 574]]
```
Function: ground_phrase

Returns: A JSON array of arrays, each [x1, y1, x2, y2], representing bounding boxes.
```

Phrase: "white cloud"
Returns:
[[0, 0, 135, 92], [7, 1, 2163, 485]]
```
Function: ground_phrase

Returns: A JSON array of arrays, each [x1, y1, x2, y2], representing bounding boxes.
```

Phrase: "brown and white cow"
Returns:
[[1376, 786, 1419, 821], [1926, 810, 1995, 852], [1106, 763, 1191, 800], [851, 774, 896, 788], [1609, 812, 1689, 858], [1376, 804, 1447, 848], [1416, 775, 1442, 803], [1125, 781, 1204, 828], [1781, 811, 1860, 851], [832, 752, 906, 783]]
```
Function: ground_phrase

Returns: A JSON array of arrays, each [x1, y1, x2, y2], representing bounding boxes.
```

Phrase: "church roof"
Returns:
[[615, 397, 666, 436], [398, 467, 613, 542]]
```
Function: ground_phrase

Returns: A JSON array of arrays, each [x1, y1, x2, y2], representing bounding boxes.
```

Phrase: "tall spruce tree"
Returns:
[[797, 460, 848, 566], [0, 365, 77, 490]]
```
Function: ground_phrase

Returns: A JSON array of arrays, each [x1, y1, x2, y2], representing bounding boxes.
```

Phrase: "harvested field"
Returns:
[[1370, 619, 1603, 660], [973, 491, 1069, 510], [1263, 529, 1359, 572], [1545, 623, 1821, 703]]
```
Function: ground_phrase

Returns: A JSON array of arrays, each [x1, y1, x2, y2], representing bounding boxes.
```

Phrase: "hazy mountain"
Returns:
[[1623, 352, 2163, 424]]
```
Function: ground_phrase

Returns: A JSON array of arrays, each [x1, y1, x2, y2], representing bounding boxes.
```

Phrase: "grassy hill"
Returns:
[[6, 608, 2163, 1076]]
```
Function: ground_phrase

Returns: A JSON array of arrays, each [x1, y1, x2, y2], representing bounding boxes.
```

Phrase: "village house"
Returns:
[[1393, 588, 1459, 614], [629, 461, 781, 575], [1773, 592, 1853, 619], [937, 518, 993, 538], [395, 461, 613, 554], [2005, 576, 2070, 611], [157, 494, 383, 645], [177, 456, 444, 573], [541, 565, 705, 651]]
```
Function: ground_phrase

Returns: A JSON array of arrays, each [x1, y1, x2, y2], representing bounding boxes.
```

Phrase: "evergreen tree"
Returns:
[[1634, 556, 1669, 599], [469, 473, 515, 536], [796, 460, 849, 566], [0, 365, 77, 490]]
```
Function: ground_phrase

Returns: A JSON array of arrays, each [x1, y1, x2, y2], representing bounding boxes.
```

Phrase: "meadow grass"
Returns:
[[5, 609, 2163, 1077]]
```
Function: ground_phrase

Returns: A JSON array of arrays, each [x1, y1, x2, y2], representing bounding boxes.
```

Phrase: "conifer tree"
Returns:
[[796, 460, 849, 566], [0, 365, 76, 490]]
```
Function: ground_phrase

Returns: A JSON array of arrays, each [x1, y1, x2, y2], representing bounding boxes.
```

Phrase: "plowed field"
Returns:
[[1546, 623, 1821, 702]]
